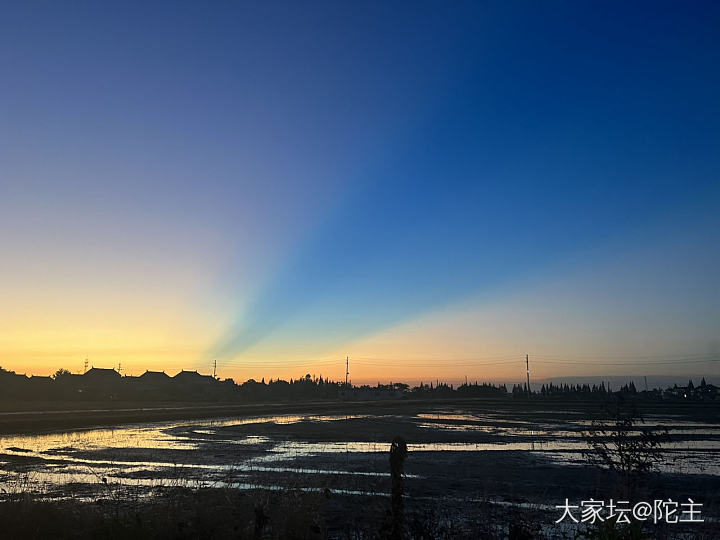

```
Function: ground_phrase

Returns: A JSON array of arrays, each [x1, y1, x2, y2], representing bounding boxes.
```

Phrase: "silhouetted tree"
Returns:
[[52, 368, 72, 380]]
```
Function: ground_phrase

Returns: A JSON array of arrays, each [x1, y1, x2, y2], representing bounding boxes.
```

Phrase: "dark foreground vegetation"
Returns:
[[2, 472, 719, 539], [0, 486, 552, 540]]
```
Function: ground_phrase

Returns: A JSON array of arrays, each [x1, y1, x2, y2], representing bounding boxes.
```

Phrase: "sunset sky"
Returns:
[[1, 2, 719, 385]]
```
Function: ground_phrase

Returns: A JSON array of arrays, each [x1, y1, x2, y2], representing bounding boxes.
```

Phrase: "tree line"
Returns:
[[0, 365, 715, 402]]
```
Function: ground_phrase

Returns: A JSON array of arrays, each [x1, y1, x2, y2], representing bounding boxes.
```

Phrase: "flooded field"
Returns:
[[2, 401, 720, 512]]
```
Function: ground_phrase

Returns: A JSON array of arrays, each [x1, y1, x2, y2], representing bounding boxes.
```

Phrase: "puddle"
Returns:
[[1, 409, 719, 500]]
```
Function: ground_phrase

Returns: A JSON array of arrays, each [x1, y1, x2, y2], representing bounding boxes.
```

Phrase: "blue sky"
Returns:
[[1, 2, 719, 381]]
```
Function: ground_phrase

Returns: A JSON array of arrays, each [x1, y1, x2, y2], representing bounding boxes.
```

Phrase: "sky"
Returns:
[[1, 1, 719, 385]]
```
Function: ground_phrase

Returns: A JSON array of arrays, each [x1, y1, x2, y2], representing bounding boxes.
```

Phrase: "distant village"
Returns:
[[0, 365, 717, 403]]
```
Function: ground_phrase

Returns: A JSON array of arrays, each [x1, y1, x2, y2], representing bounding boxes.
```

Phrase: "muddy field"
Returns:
[[1, 399, 719, 538]]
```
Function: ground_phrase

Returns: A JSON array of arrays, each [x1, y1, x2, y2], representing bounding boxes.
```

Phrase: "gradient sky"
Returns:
[[1, 1, 719, 384]]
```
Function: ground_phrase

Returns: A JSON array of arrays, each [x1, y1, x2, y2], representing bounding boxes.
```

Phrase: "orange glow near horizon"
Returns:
[[3, 283, 718, 385], [2, 236, 718, 384]]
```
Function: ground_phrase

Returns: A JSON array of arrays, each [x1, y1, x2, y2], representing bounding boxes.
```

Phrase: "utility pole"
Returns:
[[644, 375, 648, 392], [84, 358, 88, 374], [345, 356, 349, 387], [117, 362, 122, 374], [213, 359, 217, 379], [526, 354, 531, 397]]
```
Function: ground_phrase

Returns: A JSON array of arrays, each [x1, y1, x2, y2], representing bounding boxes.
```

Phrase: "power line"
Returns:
[[348, 358, 524, 366], [348, 361, 523, 368], [221, 359, 341, 368], [215, 352, 719, 375], [532, 352, 715, 360], [353, 355, 522, 361], [532, 358, 718, 366]]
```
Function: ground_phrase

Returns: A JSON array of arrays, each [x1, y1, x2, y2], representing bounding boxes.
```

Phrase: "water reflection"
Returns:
[[1, 410, 719, 499]]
